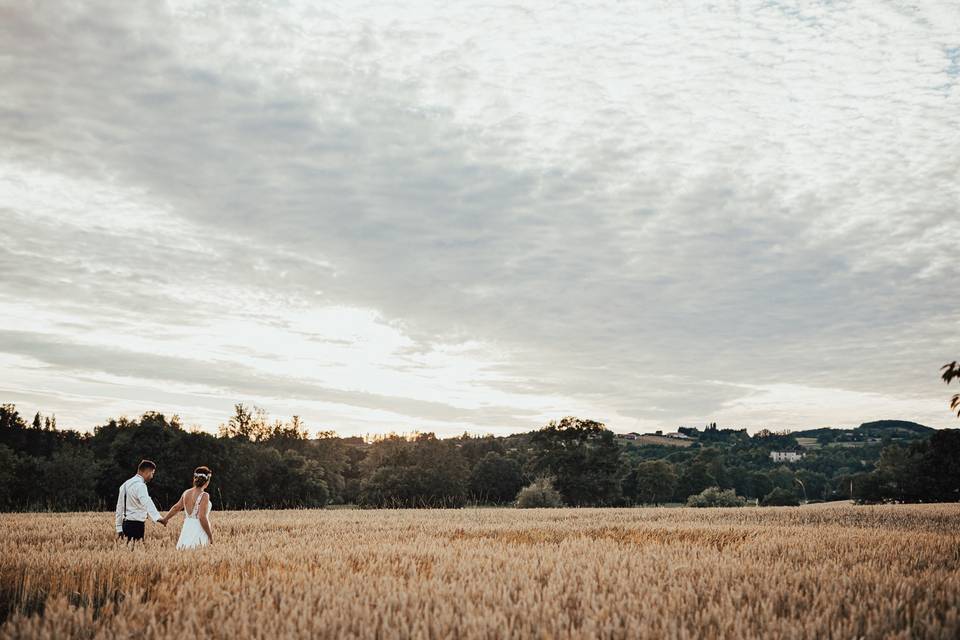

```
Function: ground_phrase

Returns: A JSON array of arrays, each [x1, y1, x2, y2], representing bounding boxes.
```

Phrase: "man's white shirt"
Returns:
[[115, 475, 162, 532]]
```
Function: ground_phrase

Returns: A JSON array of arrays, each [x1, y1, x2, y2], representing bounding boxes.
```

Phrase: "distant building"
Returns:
[[770, 450, 805, 463], [664, 432, 691, 440]]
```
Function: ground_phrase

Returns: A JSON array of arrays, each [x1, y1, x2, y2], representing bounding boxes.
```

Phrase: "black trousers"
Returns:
[[121, 519, 145, 541]]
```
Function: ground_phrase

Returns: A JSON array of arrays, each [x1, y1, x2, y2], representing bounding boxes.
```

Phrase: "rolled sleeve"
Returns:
[[115, 485, 124, 532]]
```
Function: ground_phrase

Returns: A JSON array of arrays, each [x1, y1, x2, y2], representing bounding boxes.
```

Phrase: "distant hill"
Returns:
[[793, 420, 933, 438], [791, 427, 835, 438], [790, 420, 935, 448], [853, 420, 934, 435]]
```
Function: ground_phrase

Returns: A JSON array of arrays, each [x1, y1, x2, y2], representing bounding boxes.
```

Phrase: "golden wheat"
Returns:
[[1, 504, 958, 639]]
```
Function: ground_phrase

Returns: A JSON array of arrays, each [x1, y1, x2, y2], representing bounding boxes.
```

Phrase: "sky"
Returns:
[[1, 0, 958, 437]]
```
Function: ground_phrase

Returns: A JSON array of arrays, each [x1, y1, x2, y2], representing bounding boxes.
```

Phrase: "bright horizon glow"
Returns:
[[1, 1, 958, 436]]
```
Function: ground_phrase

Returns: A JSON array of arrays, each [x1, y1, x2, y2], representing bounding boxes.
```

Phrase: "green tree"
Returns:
[[633, 460, 677, 505], [794, 469, 829, 501], [673, 461, 715, 501], [410, 434, 470, 507], [761, 486, 801, 506], [767, 465, 795, 491], [918, 429, 960, 501], [516, 477, 563, 508], [687, 487, 746, 507], [42, 446, 98, 510], [469, 452, 524, 504], [358, 433, 468, 507], [528, 417, 622, 506], [852, 471, 885, 503], [874, 445, 924, 502]]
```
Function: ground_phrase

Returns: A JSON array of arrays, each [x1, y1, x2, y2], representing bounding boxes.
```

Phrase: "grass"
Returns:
[[1, 503, 958, 639]]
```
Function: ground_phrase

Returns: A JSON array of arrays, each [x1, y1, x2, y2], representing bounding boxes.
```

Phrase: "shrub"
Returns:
[[686, 486, 746, 508], [516, 477, 564, 508], [761, 487, 801, 506]]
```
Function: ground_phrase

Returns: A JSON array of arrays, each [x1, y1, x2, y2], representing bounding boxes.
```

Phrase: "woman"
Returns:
[[163, 466, 214, 549]]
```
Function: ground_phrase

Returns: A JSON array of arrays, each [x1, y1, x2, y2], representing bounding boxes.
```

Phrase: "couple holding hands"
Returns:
[[115, 459, 214, 549]]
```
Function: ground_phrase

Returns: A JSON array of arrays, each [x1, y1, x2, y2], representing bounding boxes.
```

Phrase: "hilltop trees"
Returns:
[[760, 487, 801, 506], [1, 402, 958, 511]]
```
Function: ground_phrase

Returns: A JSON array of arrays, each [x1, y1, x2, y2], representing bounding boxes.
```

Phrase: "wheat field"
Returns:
[[1, 504, 958, 639]]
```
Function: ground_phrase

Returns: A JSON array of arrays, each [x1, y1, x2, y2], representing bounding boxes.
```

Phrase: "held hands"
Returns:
[[158, 516, 168, 527]]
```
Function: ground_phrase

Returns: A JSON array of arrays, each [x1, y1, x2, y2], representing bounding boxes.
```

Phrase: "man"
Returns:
[[115, 459, 167, 542]]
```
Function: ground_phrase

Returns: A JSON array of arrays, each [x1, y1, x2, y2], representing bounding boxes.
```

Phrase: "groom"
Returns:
[[115, 459, 167, 541]]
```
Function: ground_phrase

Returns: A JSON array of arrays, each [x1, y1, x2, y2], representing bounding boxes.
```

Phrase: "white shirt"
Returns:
[[115, 475, 162, 532]]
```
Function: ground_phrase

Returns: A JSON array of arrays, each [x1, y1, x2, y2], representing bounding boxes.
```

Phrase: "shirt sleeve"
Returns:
[[115, 483, 125, 532], [136, 481, 163, 523]]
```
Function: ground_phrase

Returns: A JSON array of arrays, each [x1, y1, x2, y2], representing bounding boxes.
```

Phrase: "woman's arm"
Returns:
[[198, 493, 213, 543], [162, 491, 185, 524]]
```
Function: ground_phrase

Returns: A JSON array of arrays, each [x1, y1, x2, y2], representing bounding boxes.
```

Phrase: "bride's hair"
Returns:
[[193, 466, 212, 488]]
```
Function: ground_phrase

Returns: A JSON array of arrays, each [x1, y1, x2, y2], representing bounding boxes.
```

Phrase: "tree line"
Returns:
[[0, 403, 957, 511]]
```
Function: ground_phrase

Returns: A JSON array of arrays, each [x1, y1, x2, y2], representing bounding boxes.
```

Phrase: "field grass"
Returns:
[[1, 504, 959, 639]]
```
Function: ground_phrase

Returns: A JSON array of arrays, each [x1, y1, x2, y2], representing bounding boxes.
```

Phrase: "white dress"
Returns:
[[176, 490, 211, 549]]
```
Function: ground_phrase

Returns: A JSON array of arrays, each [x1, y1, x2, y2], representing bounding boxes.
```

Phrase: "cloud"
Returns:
[[0, 329, 539, 426], [0, 0, 958, 433]]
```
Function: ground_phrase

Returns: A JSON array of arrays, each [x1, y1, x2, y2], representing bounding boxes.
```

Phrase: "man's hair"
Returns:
[[193, 465, 212, 488], [138, 459, 157, 472]]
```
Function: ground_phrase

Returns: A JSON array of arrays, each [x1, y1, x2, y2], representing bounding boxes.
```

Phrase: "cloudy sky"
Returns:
[[1, 1, 958, 436]]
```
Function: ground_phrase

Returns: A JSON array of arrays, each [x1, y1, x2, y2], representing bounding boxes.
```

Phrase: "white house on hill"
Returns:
[[770, 450, 805, 463]]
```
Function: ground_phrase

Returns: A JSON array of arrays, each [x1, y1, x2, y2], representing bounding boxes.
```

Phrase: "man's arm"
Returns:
[[136, 481, 164, 524], [115, 483, 125, 533]]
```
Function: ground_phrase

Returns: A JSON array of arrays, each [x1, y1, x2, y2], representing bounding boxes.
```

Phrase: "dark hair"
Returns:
[[138, 460, 157, 472], [193, 466, 212, 488]]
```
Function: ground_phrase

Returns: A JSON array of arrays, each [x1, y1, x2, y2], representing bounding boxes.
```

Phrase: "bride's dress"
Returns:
[[176, 490, 211, 550]]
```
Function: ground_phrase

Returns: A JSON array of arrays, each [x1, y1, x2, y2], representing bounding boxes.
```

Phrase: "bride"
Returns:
[[163, 466, 214, 549]]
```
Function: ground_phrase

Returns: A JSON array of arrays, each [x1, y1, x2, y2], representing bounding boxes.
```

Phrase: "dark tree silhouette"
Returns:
[[943, 361, 960, 417]]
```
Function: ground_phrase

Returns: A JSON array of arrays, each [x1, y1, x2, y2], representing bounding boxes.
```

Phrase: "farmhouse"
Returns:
[[770, 450, 805, 463]]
